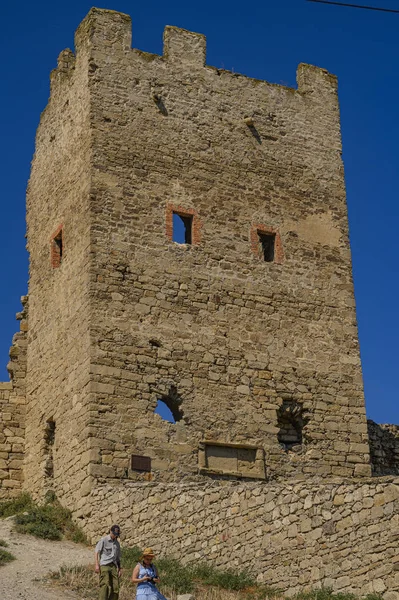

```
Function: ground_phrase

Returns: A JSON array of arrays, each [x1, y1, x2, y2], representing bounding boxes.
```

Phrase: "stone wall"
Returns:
[[83, 478, 399, 598], [369, 420, 399, 476], [0, 297, 28, 498], [71, 8, 370, 490], [24, 34, 93, 503]]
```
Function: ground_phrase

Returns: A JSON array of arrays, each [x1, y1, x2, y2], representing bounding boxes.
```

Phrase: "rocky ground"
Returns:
[[0, 516, 93, 600]]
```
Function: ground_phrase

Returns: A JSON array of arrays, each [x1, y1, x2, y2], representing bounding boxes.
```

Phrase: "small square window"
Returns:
[[173, 212, 193, 244], [258, 231, 275, 262], [166, 205, 201, 245], [51, 226, 64, 268]]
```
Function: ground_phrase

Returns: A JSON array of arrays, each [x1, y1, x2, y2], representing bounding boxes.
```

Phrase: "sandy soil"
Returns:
[[0, 516, 93, 600]]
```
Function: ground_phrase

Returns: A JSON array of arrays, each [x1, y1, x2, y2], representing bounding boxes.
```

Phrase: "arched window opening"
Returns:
[[154, 385, 183, 423], [277, 400, 307, 452], [154, 400, 176, 423]]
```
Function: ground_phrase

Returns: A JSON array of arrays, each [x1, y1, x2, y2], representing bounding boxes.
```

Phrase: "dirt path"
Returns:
[[0, 516, 93, 600]]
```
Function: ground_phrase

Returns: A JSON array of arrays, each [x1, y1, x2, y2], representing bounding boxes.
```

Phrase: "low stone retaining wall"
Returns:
[[83, 478, 399, 598]]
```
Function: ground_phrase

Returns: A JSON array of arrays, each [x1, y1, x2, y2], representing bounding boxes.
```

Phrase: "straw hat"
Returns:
[[140, 547, 155, 560]]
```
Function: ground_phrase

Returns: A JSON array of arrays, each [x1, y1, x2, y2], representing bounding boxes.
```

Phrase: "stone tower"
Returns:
[[24, 8, 371, 510]]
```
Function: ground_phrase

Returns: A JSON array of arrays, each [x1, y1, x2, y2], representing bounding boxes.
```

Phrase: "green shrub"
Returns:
[[0, 539, 8, 547], [0, 547, 15, 566], [191, 562, 255, 591], [70, 526, 89, 545], [121, 546, 143, 570], [156, 557, 195, 594], [0, 492, 34, 518], [14, 507, 62, 540], [127, 555, 259, 595], [0, 492, 87, 543]]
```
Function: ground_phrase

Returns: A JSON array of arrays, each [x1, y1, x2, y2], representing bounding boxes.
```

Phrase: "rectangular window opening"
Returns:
[[173, 212, 193, 244], [258, 231, 275, 262]]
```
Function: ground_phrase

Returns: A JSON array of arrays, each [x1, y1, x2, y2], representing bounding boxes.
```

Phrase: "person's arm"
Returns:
[[153, 565, 160, 583], [117, 543, 122, 577], [131, 564, 150, 584], [94, 539, 104, 574]]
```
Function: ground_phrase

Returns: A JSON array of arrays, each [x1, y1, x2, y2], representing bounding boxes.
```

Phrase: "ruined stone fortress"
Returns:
[[1, 7, 398, 596]]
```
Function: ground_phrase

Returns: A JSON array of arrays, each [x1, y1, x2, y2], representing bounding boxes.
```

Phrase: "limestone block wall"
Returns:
[[24, 34, 93, 504], [81, 8, 370, 484], [368, 420, 399, 476], [0, 383, 18, 498], [84, 478, 399, 598], [0, 297, 28, 499], [23, 7, 374, 509]]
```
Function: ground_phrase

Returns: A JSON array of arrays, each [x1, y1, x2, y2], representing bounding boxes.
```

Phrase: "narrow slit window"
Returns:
[[258, 231, 275, 262], [44, 419, 56, 478], [54, 232, 63, 259], [173, 213, 193, 244], [51, 227, 64, 268]]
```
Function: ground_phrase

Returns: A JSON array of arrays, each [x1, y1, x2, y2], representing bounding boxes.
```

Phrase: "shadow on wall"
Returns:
[[368, 420, 399, 476]]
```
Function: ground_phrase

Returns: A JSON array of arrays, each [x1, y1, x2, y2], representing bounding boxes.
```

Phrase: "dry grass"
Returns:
[[48, 561, 383, 600], [49, 564, 284, 600], [49, 565, 177, 600]]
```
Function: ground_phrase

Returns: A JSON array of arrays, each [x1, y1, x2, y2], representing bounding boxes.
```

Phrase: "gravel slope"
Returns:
[[0, 517, 93, 600]]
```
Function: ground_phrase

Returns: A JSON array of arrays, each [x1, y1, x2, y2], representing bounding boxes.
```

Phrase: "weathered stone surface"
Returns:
[[368, 420, 399, 475], [1, 6, 399, 597], [0, 297, 27, 499], [24, 7, 375, 494], [83, 478, 399, 595]]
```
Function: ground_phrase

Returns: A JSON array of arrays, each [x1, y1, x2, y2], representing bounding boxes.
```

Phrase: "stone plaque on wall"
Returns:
[[131, 454, 151, 472], [198, 441, 265, 479]]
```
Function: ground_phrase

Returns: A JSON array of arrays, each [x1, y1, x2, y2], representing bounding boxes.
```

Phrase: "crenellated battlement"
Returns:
[[49, 7, 336, 104]]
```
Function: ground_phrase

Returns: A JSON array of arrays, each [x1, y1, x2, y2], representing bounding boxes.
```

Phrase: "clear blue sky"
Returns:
[[1, 0, 398, 424]]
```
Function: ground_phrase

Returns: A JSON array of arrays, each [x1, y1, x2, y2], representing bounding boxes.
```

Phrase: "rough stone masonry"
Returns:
[[0, 7, 398, 597]]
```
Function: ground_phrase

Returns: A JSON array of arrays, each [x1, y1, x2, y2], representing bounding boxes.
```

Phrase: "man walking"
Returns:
[[95, 524, 122, 600]]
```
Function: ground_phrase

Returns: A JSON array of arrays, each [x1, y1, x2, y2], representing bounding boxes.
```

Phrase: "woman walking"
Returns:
[[131, 548, 167, 600]]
